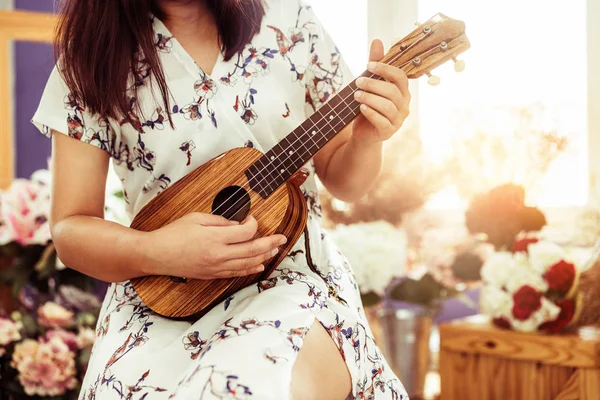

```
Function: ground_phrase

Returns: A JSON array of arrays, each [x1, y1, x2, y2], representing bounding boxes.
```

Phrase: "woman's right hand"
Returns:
[[141, 213, 287, 279]]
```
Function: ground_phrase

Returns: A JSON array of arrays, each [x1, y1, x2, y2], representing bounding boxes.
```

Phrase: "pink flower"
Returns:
[[11, 337, 77, 397], [0, 172, 52, 246], [0, 317, 21, 347], [76, 327, 96, 349], [44, 329, 78, 352], [38, 302, 74, 329], [11, 339, 39, 365]]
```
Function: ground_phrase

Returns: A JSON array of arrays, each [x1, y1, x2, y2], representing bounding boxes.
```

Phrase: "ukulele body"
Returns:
[[129, 146, 308, 319]]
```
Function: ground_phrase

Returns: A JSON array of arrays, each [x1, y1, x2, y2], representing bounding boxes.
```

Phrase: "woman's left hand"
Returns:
[[352, 39, 410, 144]]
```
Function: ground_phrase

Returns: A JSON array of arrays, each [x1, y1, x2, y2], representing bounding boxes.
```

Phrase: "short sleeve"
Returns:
[[32, 66, 119, 156], [300, 2, 355, 117]]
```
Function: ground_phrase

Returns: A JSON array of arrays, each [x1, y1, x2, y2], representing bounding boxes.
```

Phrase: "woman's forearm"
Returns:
[[51, 216, 150, 282], [320, 133, 383, 202]]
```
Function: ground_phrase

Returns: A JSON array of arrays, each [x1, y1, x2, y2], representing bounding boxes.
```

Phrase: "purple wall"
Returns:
[[15, 42, 54, 178], [14, 0, 56, 178], [15, 0, 54, 13]]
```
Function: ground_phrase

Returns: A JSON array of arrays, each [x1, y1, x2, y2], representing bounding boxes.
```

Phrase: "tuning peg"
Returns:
[[427, 72, 441, 86], [453, 57, 466, 72]]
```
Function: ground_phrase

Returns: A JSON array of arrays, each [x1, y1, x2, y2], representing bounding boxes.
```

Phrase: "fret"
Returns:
[[327, 102, 345, 129], [251, 158, 269, 194], [318, 102, 333, 118], [326, 91, 343, 109], [336, 85, 355, 105], [304, 126, 321, 149], [299, 118, 316, 134], [296, 128, 313, 154]]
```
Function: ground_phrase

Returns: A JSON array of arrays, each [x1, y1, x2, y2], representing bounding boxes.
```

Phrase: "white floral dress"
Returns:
[[32, 1, 407, 399]]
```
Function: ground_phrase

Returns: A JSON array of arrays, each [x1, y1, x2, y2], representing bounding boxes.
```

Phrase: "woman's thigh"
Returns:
[[290, 319, 352, 400]]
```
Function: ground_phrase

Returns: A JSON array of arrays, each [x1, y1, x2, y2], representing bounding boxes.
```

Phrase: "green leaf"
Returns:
[[360, 291, 382, 307], [19, 312, 40, 338], [35, 245, 58, 280], [76, 312, 98, 327], [389, 275, 444, 307], [0, 242, 22, 258], [9, 266, 32, 299], [78, 346, 92, 369]]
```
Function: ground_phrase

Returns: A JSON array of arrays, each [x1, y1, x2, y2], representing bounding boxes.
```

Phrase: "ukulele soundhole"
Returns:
[[212, 186, 251, 222]]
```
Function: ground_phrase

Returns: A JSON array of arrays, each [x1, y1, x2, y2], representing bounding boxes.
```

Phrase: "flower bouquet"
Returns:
[[0, 168, 126, 399], [465, 183, 546, 250], [381, 208, 493, 314], [480, 235, 582, 333], [417, 226, 491, 290], [0, 301, 97, 399], [327, 220, 407, 307], [0, 169, 127, 310]]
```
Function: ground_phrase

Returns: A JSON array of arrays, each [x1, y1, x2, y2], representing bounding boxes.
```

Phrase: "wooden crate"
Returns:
[[439, 315, 600, 400]]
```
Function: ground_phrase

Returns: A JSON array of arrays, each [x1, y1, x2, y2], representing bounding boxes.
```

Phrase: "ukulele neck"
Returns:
[[245, 13, 471, 198], [245, 71, 376, 198]]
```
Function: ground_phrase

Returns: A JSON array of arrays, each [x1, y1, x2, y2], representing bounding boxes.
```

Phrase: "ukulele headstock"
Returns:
[[381, 13, 470, 86]]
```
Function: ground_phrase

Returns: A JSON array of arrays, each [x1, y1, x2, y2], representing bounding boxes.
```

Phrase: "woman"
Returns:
[[33, 0, 411, 398]]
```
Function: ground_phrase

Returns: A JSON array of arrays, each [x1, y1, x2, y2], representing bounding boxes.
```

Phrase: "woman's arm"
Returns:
[[50, 132, 285, 283], [314, 40, 410, 202], [50, 133, 148, 282], [313, 126, 384, 202]]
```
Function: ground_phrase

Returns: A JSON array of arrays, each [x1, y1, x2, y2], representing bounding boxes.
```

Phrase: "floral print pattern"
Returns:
[[32, 1, 406, 399]]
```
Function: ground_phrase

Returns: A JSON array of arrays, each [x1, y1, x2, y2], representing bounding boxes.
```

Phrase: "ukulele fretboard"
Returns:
[[246, 72, 375, 198]]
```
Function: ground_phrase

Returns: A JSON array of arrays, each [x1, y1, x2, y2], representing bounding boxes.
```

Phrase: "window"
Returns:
[[314, 0, 596, 212], [417, 0, 588, 209]]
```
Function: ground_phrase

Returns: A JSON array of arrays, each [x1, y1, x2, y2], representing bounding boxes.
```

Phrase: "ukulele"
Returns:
[[129, 13, 470, 319]]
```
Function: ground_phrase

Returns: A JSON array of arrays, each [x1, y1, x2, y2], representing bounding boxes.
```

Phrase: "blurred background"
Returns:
[[1, 1, 600, 399]]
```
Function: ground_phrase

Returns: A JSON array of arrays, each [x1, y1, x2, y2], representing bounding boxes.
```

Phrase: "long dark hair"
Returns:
[[55, 0, 265, 124]]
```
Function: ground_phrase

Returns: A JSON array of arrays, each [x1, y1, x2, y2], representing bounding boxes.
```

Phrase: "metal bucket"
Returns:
[[377, 308, 433, 398]]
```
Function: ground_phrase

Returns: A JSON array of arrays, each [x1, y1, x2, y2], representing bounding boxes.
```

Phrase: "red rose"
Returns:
[[512, 285, 542, 321], [492, 316, 512, 330], [512, 237, 539, 253], [538, 299, 576, 333], [544, 260, 576, 294]]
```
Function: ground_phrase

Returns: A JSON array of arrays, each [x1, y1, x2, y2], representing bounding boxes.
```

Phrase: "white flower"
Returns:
[[76, 327, 96, 349], [480, 251, 519, 287], [420, 228, 465, 267], [0, 318, 21, 346], [527, 240, 567, 273], [479, 285, 512, 315], [504, 253, 549, 293], [328, 221, 406, 295]]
